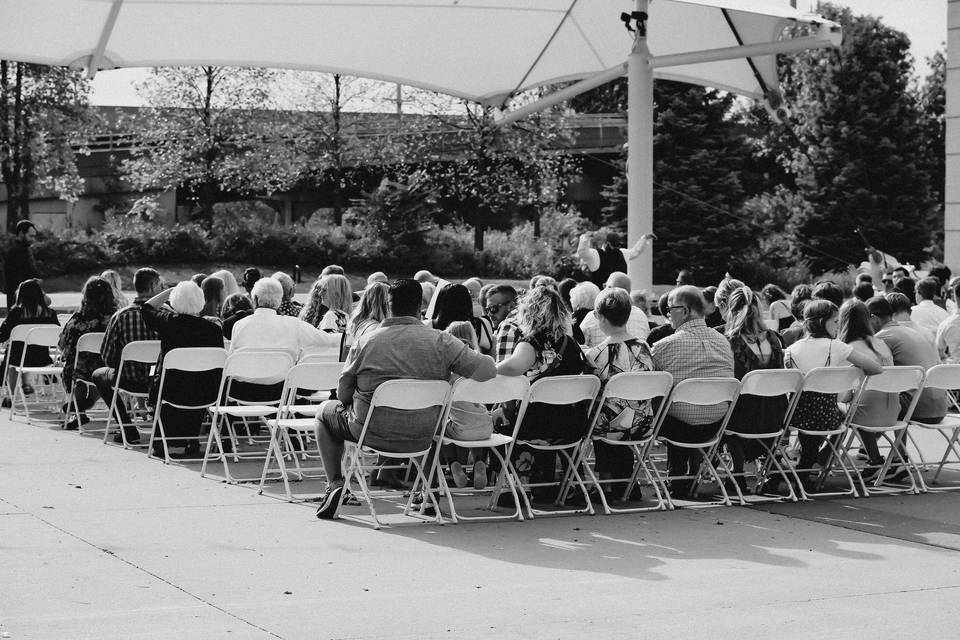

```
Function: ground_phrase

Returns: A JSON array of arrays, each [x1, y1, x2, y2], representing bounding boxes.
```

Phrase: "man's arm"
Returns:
[[444, 334, 496, 381], [622, 234, 654, 261], [336, 352, 359, 406]]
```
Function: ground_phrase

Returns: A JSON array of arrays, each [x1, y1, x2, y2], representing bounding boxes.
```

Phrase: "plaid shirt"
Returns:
[[495, 310, 523, 362], [100, 297, 160, 391], [651, 318, 734, 425], [276, 299, 303, 317]]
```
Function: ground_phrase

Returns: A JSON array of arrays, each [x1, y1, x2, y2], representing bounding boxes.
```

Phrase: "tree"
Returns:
[[0, 62, 94, 231], [752, 4, 940, 271], [591, 80, 763, 284], [121, 66, 301, 221], [919, 50, 945, 257]]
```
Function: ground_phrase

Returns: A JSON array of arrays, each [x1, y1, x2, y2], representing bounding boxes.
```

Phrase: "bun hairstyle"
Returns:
[[802, 299, 838, 339]]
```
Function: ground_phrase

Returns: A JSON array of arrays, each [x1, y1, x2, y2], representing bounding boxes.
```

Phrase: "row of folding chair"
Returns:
[[5, 324, 66, 426]]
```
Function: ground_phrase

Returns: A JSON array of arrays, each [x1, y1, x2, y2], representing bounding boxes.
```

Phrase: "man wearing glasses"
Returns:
[[485, 285, 519, 362], [651, 285, 734, 498]]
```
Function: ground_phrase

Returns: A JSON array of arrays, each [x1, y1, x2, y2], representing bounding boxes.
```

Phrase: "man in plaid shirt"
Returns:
[[651, 285, 734, 498], [92, 268, 162, 443], [486, 285, 519, 362]]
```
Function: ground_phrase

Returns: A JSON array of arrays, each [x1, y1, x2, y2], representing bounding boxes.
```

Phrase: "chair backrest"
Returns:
[[24, 325, 62, 349], [299, 344, 342, 363], [367, 379, 451, 411], [75, 332, 105, 355], [801, 366, 864, 394], [739, 368, 803, 397], [450, 374, 529, 405], [862, 365, 924, 394], [223, 350, 294, 384], [282, 361, 344, 395], [161, 347, 227, 373], [7, 323, 48, 344], [920, 364, 960, 391], [668, 377, 740, 406], [602, 371, 673, 403], [527, 374, 601, 405], [57, 313, 73, 326], [119, 340, 162, 365]]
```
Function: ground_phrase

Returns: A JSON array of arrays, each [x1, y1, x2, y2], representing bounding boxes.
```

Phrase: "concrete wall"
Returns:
[[946, 0, 960, 269]]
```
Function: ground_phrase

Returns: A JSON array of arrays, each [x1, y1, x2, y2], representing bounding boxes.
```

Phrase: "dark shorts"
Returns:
[[320, 400, 361, 443]]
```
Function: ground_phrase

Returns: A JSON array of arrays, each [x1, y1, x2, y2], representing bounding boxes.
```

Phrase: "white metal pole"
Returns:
[[628, 0, 654, 291]]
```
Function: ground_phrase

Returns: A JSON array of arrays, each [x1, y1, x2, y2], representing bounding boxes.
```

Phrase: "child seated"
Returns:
[[444, 321, 494, 489]]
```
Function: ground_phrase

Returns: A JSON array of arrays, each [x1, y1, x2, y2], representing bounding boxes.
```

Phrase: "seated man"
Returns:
[[272, 271, 303, 317], [651, 285, 734, 498], [579, 272, 649, 347], [92, 267, 162, 444], [911, 277, 949, 342], [313, 279, 496, 518]]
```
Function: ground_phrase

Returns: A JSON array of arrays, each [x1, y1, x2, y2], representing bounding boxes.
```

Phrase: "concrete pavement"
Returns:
[[3, 417, 960, 639]]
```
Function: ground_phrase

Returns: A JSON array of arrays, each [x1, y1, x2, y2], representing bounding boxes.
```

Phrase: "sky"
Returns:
[[89, 0, 948, 107]]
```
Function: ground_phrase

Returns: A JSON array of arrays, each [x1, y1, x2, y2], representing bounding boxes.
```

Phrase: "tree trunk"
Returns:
[[533, 209, 541, 238], [474, 222, 484, 252]]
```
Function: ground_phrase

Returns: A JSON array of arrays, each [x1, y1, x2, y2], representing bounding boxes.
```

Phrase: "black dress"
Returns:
[[726, 330, 789, 460]]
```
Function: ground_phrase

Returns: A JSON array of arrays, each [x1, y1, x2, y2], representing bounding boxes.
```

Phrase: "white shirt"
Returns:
[[231, 308, 338, 370], [784, 337, 853, 374], [910, 300, 949, 342], [579, 307, 650, 348]]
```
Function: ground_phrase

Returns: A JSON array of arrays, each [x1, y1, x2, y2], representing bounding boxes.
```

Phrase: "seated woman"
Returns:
[[101, 269, 129, 310], [0, 279, 59, 404], [569, 281, 600, 345], [59, 276, 118, 430], [220, 293, 253, 340], [585, 288, 654, 496], [300, 274, 353, 333], [838, 298, 898, 479], [722, 286, 788, 493], [141, 281, 224, 458], [496, 286, 588, 499], [430, 283, 494, 356], [762, 284, 793, 332], [200, 275, 226, 325], [783, 299, 882, 490], [209, 269, 240, 298], [348, 281, 388, 345]]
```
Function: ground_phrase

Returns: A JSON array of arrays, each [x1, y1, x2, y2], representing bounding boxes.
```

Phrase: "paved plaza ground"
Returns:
[[3, 409, 960, 639]]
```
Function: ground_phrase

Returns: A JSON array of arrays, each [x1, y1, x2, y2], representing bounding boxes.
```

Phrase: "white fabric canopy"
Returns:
[[3, 0, 835, 105]]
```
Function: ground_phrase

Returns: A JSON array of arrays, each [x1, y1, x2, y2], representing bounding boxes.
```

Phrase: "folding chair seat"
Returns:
[[645, 377, 740, 508], [11, 325, 65, 425], [147, 347, 227, 463], [420, 375, 530, 523], [258, 361, 345, 501], [63, 332, 108, 435], [333, 379, 451, 529], [504, 374, 602, 519], [102, 340, 161, 448], [773, 366, 865, 500], [908, 364, 960, 491], [561, 371, 674, 514], [711, 369, 803, 505], [201, 350, 294, 483], [842, 365, 925, 496], [2, 323, 51, 405]]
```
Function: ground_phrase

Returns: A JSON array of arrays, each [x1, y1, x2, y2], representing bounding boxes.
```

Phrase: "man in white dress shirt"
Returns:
[[579, 272, 649, 347], [910, 277, 949, 342]]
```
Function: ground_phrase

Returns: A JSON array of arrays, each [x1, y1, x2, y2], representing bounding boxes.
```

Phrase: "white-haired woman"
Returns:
[[300, 274, 353, 332], [142, 281, 224, 458], [570, 280, 601, 344]]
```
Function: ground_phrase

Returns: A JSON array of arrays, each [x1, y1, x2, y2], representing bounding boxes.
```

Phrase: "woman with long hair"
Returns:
[[783, 299, 882, 491], [0, 279, 59, 402], [300, 274, 353, 332], [200, 275, 226, 321], [722, 286, 788, 492], [209, 269, 240, 297], [431, 283, 494, 355], [59, 276, 118, 430], [100, 269, 129, 309], [349, 281, 389, 343], [762, 283, 793, 332], [837, 298, 897, 478]]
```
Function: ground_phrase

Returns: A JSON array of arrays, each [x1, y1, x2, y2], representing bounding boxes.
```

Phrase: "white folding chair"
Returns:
[[2, 323, 50, 404], [147, 347, 227, 464], [713, 369, 804, 505], [908, 364, 960, 491], [562, 371, 674, 514], [258, 362, 344, 501], [644, 377, 740, 508], [63, 332, 108, 434], [56, 313, 73, 327], [334, 379, 451, 529], [299, 333, 347, 363], [842, 365, 925, 496], [102, 340, 161, 448], [504, 374, 601, 519], [776, 366, 865, 500], [201, 350, 294, 483], [10, 325, 65, 425], [422, 375, 530, 523]]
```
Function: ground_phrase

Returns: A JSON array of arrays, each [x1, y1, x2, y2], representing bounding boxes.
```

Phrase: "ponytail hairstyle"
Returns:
[[802, 299, 838, 339], [724, 286, 766, 340]]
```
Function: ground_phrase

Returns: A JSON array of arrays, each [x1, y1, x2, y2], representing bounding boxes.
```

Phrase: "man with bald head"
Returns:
[[578, 271, 649, 347], [652, 285, 734, 498]]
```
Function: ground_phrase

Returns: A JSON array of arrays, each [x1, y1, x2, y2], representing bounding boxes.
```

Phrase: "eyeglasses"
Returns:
[[668, 305, 688, 312], [485, 302, 512, 314]]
